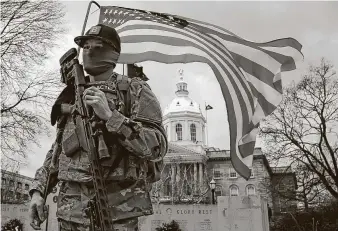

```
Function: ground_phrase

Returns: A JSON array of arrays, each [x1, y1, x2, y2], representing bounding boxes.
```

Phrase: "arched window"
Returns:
[[246, 185, 255, 196], [190, 123, 196, 142], [176, 123, 182, 141], [164, 179, 172, 196], [229, 185, 239, 196], [165, 126, 168, 137]]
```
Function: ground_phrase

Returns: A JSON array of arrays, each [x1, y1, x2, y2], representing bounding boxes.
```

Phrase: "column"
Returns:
[[176, 163, 181, 196], [171, 121, 175, 141], [202, 126, 205, 145], [185, 120, 189, 141], [199, 163, 203, 189], [194, 163, 198, 194], [171, 164, 176, 197], [183, 164, 187, 195]]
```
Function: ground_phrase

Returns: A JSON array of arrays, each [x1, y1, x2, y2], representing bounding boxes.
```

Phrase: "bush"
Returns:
[[155, 220, 182, 231], [1, 219, 23, 231], [271, 200, 338, 231]]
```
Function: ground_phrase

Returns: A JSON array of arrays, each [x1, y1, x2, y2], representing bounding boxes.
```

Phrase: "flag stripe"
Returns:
[[245, 72, 282, 107], [225, 41, 281, 73], [230, 52, 279, 91], [188, 21, 299, 70], [179, 16, 243, 38], [187, 18, 302, 52], [257, 38, 303, 50]]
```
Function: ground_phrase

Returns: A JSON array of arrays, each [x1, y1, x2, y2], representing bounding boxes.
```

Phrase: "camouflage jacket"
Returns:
[[29, 73, 167, 223]]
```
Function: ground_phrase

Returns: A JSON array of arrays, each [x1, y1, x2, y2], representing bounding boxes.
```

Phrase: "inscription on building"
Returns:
[[154, 208, 213, 215]]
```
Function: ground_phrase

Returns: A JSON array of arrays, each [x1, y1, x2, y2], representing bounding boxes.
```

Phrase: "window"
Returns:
[[176, 123, 182, 141], [215, 186, 222, 197], [229, 168, 237, 178], [25, 184, 29, 190], [246, 185, 255, 196], [23, 194, 29, 201], [190, 124, 196, 142], [230, 185, 239, 196], [213, 169, 221, 179], [250, 169, 255, 178], [17, 182, 22, 189], [164, 179, 172, 196], [9, 180, 14, 187], [1, 178, 6, 185]]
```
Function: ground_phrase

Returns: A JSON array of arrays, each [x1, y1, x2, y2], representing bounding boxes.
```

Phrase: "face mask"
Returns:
[[82, 44, 120, 76]]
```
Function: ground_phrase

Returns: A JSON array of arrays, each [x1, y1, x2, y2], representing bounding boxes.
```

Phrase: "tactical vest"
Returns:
[[56, 74, 163, 184]]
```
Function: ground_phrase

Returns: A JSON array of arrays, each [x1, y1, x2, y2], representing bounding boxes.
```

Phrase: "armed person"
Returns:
[[28, 24, 167, 231]]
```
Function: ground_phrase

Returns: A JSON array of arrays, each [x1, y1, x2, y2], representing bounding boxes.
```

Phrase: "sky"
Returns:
[[20, 0, 338, 177]]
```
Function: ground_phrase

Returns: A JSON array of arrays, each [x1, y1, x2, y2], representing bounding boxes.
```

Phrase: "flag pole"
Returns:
[[76, 1, 101, 58], [205, 102, 209, 147]]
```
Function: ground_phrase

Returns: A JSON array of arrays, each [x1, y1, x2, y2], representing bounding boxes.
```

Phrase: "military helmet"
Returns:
[[74, 24, 121, 53]]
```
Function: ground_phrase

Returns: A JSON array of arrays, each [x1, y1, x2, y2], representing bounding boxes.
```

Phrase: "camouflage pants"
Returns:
[[59, 217, 139, 231]]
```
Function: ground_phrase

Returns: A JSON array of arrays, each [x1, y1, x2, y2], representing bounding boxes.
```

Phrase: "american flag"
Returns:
[[99, 6, 303, 180]]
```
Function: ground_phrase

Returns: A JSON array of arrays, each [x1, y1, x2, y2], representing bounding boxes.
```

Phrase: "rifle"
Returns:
[[30, 123, 65, 230], [58, 47, 115, 231]]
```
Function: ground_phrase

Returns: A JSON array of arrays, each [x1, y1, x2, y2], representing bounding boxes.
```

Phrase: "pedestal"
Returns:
[[217, 196, 270, 231]]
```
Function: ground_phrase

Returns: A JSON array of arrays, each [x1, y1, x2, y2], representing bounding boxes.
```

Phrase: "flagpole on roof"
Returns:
[[204, 103, 214, 147]]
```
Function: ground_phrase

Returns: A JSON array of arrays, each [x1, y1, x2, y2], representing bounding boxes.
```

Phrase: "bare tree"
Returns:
[[150, 161, 211, 204], [1, 0, 67, 164], [260, 58, 338, 200], [261, 165, 327, 212]]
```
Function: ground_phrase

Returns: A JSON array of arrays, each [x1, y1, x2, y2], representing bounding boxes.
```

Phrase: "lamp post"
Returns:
[[209, 179, 216, 204]]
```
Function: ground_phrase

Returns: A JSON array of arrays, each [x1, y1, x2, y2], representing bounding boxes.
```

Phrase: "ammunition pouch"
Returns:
[[62, 126, 82, 157]]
